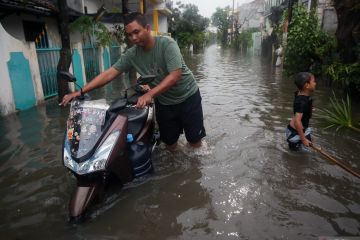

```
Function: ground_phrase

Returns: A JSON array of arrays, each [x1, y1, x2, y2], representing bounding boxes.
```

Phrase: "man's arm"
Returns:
[[136, 69, 182, 108], [60, 67, 122, 106], [294, 113, 311, 146]]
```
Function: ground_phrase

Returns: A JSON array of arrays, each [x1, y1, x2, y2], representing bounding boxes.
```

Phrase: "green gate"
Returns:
[[36, 29, 61, 98], [110, 43, 121, 65], [82, 44, 100, 81]]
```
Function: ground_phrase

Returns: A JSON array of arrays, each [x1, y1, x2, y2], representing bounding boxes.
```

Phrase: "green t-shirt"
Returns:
[[112, 36, 198, 105]]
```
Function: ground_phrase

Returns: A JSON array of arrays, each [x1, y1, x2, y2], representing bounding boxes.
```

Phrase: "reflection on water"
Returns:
[[0, 45, 359, 239]]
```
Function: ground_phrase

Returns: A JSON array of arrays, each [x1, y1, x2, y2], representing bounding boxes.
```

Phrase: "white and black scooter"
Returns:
[[59, 71, 158, 223]]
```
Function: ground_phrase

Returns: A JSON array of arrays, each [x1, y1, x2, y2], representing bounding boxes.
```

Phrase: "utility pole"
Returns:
[[56, 0, 71, 102], [287, 0, 295, 24], [231, 0, 235, 42]]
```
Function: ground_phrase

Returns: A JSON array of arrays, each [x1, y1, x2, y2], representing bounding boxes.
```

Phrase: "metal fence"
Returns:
[[82, 44, 100, 81], [110, 43, 121, 65], [35, 29, 61, 98]]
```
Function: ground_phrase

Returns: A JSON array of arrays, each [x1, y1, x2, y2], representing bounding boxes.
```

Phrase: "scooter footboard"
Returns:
[[69, 181, 103, 219]]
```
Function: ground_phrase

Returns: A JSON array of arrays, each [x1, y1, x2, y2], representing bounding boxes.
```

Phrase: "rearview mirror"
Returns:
[[58, 71, 76, 82], [137, 75, 156, 85]]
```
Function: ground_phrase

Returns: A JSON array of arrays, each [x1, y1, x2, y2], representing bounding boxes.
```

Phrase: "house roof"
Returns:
[[0, 0, 59, 16], [0, 0, 123, 23]]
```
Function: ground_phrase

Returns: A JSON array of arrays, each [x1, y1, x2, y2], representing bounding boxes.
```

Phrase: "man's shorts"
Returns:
[[155, 89, 206, 145]]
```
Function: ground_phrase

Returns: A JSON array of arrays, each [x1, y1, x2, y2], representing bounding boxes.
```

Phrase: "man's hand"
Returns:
[[301, 138, 311, 147], [59, 91, 81, 106], [136, 92, 153, 108]]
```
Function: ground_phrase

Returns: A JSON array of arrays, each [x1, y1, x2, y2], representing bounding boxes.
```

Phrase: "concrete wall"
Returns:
[[317, 0, 337, 33], [238, 0, 265, 30], [1, 14, 59, 43], [158, 14, 168, 33], [82, 0, 101, 13], [0, 23, 44, 115], [67, 0, 84, 13]]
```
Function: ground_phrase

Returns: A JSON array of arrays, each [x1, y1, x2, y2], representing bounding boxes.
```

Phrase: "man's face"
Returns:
[[125, 20, 151, 47]]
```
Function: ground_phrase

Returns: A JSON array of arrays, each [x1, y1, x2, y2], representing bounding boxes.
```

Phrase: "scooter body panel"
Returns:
[[106, 115, 133, 184], [69, 180, 102, 219]]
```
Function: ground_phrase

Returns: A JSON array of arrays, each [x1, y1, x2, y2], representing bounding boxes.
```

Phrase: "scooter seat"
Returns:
[[118, 107, 148, 137]]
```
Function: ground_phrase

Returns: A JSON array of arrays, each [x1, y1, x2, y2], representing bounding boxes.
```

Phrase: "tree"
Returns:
[[212, 7, 231, 46], [167, 1, 182, 39], [167, 1, 209, 52], [56, 0, 71, 103], [333, 0, 360, 63], [69, 16, 113, 47]]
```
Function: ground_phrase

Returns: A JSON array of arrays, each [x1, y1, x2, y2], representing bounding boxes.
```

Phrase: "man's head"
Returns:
[[124, 12, 148, 27], [124, 12, 152, 48]]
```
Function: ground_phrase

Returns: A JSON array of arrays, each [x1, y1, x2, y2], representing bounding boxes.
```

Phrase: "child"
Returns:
[[286, 72, 316, 150]]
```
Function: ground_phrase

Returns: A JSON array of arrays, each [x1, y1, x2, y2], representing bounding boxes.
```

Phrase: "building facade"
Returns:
[[0, 0, 171, 116]]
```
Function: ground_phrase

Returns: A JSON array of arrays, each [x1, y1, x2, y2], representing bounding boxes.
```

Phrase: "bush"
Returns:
[[325, 62, 360, 91], [284, 5, 330, 76]]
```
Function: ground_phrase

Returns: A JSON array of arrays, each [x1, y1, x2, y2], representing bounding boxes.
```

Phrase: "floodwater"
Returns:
[[1, 45, 359, 239]]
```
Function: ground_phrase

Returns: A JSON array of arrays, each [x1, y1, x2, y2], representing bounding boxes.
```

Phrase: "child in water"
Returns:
[[286, 72, 316, 150]]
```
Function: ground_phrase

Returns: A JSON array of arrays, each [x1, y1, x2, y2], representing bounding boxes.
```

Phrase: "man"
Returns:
[[60, 12, 206, 151]]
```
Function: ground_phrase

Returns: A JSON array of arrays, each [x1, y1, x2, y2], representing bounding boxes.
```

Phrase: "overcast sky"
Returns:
[[177, 0, 254, 18]]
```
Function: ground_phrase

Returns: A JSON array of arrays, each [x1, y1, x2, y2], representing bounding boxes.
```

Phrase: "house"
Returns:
[[262, 0, 337, 36], [237, 0, 265, 30], [127, 0, 171, 35], [234, 0, 265, 55], [0, 0, 171, 116]]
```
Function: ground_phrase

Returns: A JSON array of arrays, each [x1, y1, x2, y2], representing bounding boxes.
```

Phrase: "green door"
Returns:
[[7, 52, 36, 110]]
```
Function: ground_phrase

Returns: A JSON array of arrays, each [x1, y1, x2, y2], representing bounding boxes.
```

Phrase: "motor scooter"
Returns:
[[59, 71, 158, 223]]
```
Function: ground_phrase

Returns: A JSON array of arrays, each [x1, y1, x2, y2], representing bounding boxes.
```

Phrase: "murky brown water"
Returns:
[[1, 45, 359, 239]]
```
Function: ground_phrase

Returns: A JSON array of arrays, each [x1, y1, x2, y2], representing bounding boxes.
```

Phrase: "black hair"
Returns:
[[123, 12, 148, 27], [294, 72, 313, 90]]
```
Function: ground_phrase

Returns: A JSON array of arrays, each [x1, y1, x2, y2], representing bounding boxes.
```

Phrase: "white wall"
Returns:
[[67, 0, 84, 13], [0, 23, 44, 116], [158, 14, 168, 34], [83, 0, 102, 14], [1, 14, 60, 45]]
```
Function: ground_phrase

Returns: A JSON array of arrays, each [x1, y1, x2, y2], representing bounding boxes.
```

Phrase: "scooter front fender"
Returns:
[[69, 180, 103, 220]]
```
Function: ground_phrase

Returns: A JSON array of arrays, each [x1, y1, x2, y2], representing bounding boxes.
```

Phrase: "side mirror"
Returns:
[[58, 71, 84, 98], [58, 71, 76, 82], [137, 75, 156, 85]]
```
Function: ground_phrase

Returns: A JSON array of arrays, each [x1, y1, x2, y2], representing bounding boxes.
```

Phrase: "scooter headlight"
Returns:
[[63, 131, 120, 175], [86, 130, 120, 173]]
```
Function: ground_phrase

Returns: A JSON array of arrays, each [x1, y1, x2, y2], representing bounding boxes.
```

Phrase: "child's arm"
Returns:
[[294, 113, 311, 147]]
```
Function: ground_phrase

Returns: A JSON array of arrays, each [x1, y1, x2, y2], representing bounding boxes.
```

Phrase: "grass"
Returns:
[[316, 92, 360, 133]]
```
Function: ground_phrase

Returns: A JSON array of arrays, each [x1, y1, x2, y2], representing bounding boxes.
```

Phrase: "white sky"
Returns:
[[177, 0, 254, 18]]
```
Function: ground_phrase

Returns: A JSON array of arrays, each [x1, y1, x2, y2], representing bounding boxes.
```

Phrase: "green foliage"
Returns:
[[177, 32, 193, 49], [69, 16, 117, 47], [232, 30, 253, 50], [111, 24, 125, 45], [192, 32, 206, 50], [211, 7, 231, 46], [316, 92, 360, 132], [167, 1, 209, 52], [325, 62, 360, 90], [284, 5, 330, 76]]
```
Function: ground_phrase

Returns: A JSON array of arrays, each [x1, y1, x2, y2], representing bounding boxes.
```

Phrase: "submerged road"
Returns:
[[0, 44, 359, 239]]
